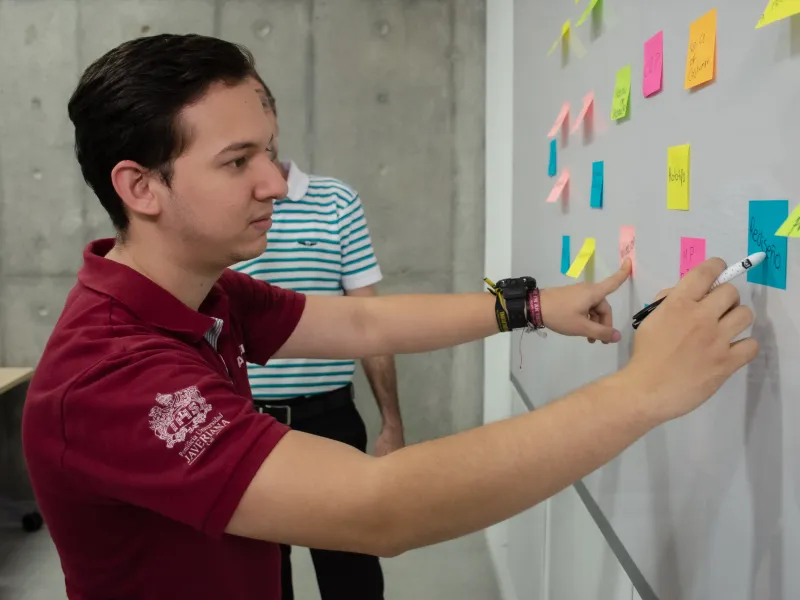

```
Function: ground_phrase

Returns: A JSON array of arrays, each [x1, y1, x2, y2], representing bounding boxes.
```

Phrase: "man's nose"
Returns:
[[255, 157, 288, 201]]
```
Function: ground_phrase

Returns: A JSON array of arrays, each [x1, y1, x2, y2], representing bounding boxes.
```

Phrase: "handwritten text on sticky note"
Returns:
[[548, 139, 557, 177], [546, 169, 570, 203], [571, 91, 594, 133], [667, 144, 690, 211], [611, 65, 631, 121], [643, 32, 664, 97], [620, 226, 636, 276], [566, 238, 596, 278], [748, 200, 788, 290], [548, 102, 570, 137], [561, 235, 571, 275], [685, 9, 717, 89], [590, 161, 604, 208], [680, 237, 706, 278], [756, 0, 800, 28], [775, 202, 800, 237]]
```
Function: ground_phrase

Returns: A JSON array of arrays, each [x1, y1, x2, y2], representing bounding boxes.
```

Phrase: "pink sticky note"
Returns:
[[570, 91, 594, 133], [546, 169, 570, 203], [643, 32, 664, 97], [619, 226, 636, 276], [679, 237, 706, 278], [547, 102, 570, 137]]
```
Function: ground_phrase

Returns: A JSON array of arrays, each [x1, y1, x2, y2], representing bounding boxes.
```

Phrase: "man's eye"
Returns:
[[231, 156, 248, 169]]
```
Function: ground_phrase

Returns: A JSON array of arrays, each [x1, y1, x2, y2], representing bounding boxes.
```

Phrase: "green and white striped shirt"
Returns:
[[233, 161, 382, 400]]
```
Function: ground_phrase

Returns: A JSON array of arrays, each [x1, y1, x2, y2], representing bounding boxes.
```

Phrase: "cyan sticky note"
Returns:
[[590, 161, 604, 208], [561, 235, 570, 274], [747, 200, 788, 290], [548, 139, 557, 177]]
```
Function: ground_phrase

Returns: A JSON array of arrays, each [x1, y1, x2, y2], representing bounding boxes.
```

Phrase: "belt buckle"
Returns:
[[273, 404, 291, 426]]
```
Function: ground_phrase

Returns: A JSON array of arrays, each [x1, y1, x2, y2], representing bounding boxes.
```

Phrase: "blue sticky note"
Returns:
[[548, 139, 557, 177], [561, 235, 570, 274], [590, 161, 604, 208], [747, 200, 788, 290]]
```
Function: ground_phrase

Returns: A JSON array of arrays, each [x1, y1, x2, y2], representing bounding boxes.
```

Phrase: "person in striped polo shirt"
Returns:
[[233, 82, 400, 600]]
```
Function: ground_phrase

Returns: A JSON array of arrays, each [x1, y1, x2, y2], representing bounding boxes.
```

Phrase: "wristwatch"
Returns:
[[493, 276, 538, 331]]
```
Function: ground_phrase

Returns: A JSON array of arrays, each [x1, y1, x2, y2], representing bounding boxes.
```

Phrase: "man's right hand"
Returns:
[[626, 257, 759, 423]]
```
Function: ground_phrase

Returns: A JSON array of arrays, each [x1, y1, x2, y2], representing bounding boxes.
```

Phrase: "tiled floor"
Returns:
[[0, 522, 500, 600]]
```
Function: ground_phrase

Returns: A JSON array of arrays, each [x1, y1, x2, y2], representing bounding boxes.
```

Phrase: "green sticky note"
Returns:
[[610, 65, 631, 121]]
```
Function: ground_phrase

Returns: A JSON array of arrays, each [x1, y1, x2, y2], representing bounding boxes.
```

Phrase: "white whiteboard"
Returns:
[[510, 1, 800, 599]]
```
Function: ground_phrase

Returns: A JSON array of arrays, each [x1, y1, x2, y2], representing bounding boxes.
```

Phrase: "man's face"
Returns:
[[161, 77, 287, 268]]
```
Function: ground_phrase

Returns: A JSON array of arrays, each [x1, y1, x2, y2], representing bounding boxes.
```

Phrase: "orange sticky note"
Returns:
[[684, 9, 717, 89], [548, 102, 570, 137], [571, 92, 594, 133], [546, 169, 570, 203], [619, 226, 636, 276]]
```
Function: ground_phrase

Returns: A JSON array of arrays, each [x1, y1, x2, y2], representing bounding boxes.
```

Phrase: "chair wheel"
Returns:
[[22, 511, 43, 532]]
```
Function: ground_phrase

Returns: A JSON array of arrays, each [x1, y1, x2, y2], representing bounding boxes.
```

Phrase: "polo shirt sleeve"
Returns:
[[219, 268, 306, 366], [338, 189, 383, 291], [63, 345, 290, 539]]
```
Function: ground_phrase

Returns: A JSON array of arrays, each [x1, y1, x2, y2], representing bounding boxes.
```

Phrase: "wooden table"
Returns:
[[0, 367, 34, 395]]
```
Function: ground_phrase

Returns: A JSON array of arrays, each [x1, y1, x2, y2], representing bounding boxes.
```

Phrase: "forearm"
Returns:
[[361, 354, 402, 426], [372, 369, 657, 554], [362, 292, 498, 356]]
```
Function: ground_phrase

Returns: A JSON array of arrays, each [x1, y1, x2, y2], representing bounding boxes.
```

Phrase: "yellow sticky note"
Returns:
[[566, 238, 596, 278], [684, 9, 717, 89], [667, 144, 690, 211], [610, 65, 631, 121], [775, 203, 800, 237], [547, 20, 571, 56], [757, 0, 800, 28], [577, 0, 599, 27]]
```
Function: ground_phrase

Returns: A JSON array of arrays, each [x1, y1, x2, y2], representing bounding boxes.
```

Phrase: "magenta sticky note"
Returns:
[[643, 32, 664, 97], [680, 237, 706, 278]]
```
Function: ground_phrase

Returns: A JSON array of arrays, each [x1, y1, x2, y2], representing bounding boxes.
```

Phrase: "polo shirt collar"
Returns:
[[78, 239, 225, 344], [283, 160, 309, 201]]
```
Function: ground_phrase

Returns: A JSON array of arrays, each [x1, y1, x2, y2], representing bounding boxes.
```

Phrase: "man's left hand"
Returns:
[[375, 424, 405, 457]]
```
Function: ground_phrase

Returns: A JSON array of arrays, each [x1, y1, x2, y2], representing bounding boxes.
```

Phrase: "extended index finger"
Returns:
[[597, 258, 632, 296], [674, 257, 727, 301]]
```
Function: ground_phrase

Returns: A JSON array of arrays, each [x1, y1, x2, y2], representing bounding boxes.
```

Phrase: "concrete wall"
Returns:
[[0, 0, 486, 443]]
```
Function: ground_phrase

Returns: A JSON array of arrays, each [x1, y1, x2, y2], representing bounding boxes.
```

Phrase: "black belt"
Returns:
[[253, 383, 353, 426]]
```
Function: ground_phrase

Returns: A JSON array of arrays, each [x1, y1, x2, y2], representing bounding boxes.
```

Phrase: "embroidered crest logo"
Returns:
[[148, 386, 212, 449]]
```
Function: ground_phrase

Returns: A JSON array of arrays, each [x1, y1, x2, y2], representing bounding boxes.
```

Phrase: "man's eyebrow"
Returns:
[[216, 135, 274, 157]]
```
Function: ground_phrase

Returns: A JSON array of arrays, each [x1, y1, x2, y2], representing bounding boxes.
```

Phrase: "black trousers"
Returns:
[[258, 385, 385, 600]]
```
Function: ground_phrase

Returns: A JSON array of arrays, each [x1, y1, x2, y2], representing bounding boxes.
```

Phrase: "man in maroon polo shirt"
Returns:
[[22, 34, 757, 600]]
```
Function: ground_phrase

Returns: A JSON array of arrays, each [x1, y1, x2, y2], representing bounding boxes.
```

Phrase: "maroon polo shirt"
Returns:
[[22, 239, 306, 600]]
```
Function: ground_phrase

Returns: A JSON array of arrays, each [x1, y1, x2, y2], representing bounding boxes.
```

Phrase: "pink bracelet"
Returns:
[[527, 288, 544, 329]]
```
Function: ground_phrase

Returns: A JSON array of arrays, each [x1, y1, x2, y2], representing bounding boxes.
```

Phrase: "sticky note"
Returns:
[[757, 0, 800, 28], [576, 0, 600, 27], [546, 169, 570, 203], [548, 140, 557, 177], [566, 238, 596, 278], [548, 102, 570, 137], [748, 200, 788, 290], [667, 144, 690, 210], [561, 235, 571, 275], [547, 20, 571, 56], [610, 65, 631, 121], [643, 32, 664, 97], [680, 237, 706, 278], [775, 202, 800, 237], [685, 9, 717, 89], [571, 91, 594, 133], [590, 161, 604, 208], [619, 226, 636, 276]]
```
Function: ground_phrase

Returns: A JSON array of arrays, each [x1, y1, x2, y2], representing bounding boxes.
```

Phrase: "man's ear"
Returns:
[[110, 160, 165, 219]]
